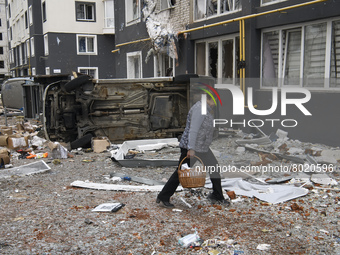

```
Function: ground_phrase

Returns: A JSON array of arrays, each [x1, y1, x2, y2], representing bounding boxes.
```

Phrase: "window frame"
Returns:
[[30, 37, 35, 57], [125, 0, 141, 26], [42, 1, 46, 22], [153, 52, 175, 77], [25, 11, 28, 29], [260, 18, 340, 90], [195, 34, 239, 85], [76, 34, 97, 55], [261, 0, 288, 6], [194, 0, 241, 21], [160, 0, 175, 11], [104, 0, 115, 29], [26, 39, 30, 58], [78, 67, 98, 79], [76, 2, 96, 22], [127, 51, 142, 78], [28, 5, 33, 25], [44, 34, 49, 56]]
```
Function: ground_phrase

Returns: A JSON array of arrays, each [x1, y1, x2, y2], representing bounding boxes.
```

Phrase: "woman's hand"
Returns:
[[187, 149, 195, 158]]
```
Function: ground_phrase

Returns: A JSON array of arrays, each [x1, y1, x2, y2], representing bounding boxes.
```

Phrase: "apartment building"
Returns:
[[0, 0, 9, 81], [6, 0, 115, 79]]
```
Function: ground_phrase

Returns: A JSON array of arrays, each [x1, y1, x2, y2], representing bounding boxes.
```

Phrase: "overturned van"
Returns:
[[43, 74, 209, 148]]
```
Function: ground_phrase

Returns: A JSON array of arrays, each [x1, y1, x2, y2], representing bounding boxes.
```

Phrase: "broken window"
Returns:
[[303, 23, 327, 87], [194, 0, 241, 20], [222, 39, 234, 82], [261, 19, 340, 88], [125, 0, 140, 24], [195, 36, 239, 83], [127, 51, 142, 78], [283, 29, 301, 86], [209, 42, 218, 78], [207, 0, 217, 17], [154, 53, 174, 77], [262, 31, 279, 87], [160, 0, 175, 10]]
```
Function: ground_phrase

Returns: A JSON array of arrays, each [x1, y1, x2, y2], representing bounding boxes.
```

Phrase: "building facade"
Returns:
[[6, 0, 115, 79], [0, 0, 9, 82]]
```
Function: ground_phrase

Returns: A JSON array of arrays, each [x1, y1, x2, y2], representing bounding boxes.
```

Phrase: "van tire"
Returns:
[[70, 133, 93, 149], [64, 75, 91, 92]]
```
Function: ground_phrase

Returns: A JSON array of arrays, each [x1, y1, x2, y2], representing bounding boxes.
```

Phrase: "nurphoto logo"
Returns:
[[198, 82, 312, 128]]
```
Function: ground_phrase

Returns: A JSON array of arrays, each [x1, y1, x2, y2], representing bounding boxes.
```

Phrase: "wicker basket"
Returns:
[[178, 155, 206, 188]]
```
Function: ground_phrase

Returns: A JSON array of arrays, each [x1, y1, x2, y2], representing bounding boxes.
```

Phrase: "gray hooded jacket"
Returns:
[[179, 101, 214, 153]]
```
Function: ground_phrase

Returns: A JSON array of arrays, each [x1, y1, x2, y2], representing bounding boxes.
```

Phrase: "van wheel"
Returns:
[[64, 75, 91, 92], [70, 133, 93, 149]]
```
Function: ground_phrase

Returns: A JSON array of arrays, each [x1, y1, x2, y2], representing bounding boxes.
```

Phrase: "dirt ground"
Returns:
[[1, 113, 340, 255]]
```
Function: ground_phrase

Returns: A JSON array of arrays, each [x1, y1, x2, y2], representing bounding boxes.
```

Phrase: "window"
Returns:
[[10, 49, 14, 64], [78, 67, 98, 79], [44, 34, 49, 55], [331, 20, 340, 88], [28, 5, 33, 25], [195, 35, 239, 84], [0, 33, 2, 40], [0, 47, 3, 54], [77, 34, 97, 54], [261, 0, 287, 5], [76, 2, 95, 21], [26, 40, 30, 58], [0, 61, 4, 68], [0, 19, 2, 27], [7, 4, 10, 18], [32, 67, 36, 75], [23, 42, 27, 64], [104, 0, 114, 28], [127, 51, 142, 78], [25, 11, 28, 28], [154, 53, 174, 77], [160, 0, 175, 10], [30, 37, 35, 57], [194, 0, 241, 20], [125, 0, 140, 25], [45, 67, 50, 75], [19, 45, 23, 66], [42, 2, 46, 22], [261, 19, 340, 88]]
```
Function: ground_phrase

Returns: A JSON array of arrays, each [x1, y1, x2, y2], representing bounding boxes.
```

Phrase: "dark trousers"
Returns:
[[157, 148, 225, 202]]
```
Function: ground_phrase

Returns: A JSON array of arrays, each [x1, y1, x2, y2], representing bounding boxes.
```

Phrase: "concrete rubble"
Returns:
[[0, 113, 340, 254]]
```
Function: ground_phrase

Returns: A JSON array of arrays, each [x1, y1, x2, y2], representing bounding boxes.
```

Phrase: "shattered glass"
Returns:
[[303, 23, 326, 87]]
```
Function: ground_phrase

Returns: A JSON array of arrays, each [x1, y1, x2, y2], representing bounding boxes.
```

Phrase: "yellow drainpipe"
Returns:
[[112, 38, 151, 53]]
